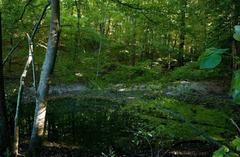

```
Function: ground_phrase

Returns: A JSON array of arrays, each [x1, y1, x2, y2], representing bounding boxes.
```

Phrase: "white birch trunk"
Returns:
[[27, 0, 60, 156]]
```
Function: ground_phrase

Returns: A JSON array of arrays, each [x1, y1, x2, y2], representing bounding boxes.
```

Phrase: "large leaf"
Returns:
[[231, 70, 240, 104], [199, 48, 228, 69], [231, 137, 240, 151], [225, 153, 239, 157], [200, 54, 222, 69], [213, 146, 229, 157], [233, 33, 240, 42]]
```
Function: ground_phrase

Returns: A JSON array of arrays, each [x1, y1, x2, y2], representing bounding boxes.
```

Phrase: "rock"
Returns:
[[23, 84, 88, 103], [164, 80, 229, 97]]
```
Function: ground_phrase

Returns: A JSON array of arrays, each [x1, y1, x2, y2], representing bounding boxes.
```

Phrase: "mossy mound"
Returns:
[[18, 94, 236, 156]]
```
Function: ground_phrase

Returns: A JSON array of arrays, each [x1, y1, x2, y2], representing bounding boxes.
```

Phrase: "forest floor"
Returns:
[[14, 79, 238, 157], [19, 79, 230, 103], [5, 59, 237, 156]]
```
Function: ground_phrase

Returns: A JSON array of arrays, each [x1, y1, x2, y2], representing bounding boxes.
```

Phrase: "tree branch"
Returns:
[[110, 0, 159, 24], [230, 118, 240, 134], [110, 0, 145, 11], [3, 1, 50, 66], [16, 0, 34, 22], [3, 41, 22, 66], [31, 1, 51, 39]]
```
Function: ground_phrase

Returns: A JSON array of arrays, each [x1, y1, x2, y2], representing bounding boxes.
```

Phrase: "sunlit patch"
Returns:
[[13, 88, 17, 93], [118, 88, 127, 92], [127, 96, 135, 100], [75, 73, 83, 77]]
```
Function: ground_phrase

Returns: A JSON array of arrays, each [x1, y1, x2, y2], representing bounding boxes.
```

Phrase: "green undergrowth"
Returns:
[[159, 62, 230, 84], [99, 62, 161, 84], [52, 55, 162, 85], [5, 48, 229, 87], [124, 97, 234, 141], [18, 94, 236, 156]]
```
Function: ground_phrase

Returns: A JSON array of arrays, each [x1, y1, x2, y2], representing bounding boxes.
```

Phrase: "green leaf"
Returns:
[[199, 48, 228, 69], [225, 152, 239, 157], [213, 146, 230, 157], [234, 33, 240, 41], [231, 71, 240, 104], [200, 54, 222, 69], [232, 137, 240, 151], [215, 48, 229, 55]]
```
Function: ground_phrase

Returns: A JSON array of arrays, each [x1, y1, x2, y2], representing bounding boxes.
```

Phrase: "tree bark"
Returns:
[[231, 0, 240, 70], [178, 0, 187, 66], [96, 21, 105, 78], [13, 34, 35, 157], [27, 0, 60, 156], [74, 0, 81, 60], [0, 12, 10, 156]]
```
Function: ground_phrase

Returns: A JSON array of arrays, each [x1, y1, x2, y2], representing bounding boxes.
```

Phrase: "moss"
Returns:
[[123, 97, 234, 142], [18, 93, 236, 155], [100, 62, 161, 84], [160, 62, 230, 83]]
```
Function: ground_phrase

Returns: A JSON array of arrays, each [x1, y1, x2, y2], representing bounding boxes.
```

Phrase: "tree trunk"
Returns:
[[178, 0, 187, 66], [74, 0, 81, 60], [231, 0, 240, 70], [0, 12, 10, 156], [130, 18, 136, 66], [27, 1, 60, 156], [13, 34, 34, 157], [96, 22, 105, 78]]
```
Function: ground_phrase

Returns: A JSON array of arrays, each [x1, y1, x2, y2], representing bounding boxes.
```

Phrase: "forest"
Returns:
[[0, 0, 240, 157]]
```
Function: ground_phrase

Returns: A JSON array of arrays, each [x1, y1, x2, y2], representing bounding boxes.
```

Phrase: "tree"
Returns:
[[0, 12, 10, 156], [178, 0, 187, 66], [27, 0, 61, 156]]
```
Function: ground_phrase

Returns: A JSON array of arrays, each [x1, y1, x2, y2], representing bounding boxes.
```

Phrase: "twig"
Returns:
[[31, 1, 51, 39], [3, 41, 21, 65], [137, 134, 153, 157], [110, 0, 160, 24], [230, 118, 240, 134], [16, 0, 34, 23]]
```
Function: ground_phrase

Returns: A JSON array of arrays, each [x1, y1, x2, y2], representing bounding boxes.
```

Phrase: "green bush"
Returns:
[[161, 62, 228, 82], [100, 62, 161, 84]]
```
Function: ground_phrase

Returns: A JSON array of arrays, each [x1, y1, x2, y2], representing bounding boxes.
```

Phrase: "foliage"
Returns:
[[124, 97, 233, 140], [213, 146, 234, 157], [213, 137, 240, 157], [232, 137, 240, 151], [197, 48, 240, 157], [101, 147, 116, 157], [3, 148, 11, 157], [17, 94, 235, 156], [1, 0, 238, 156], [231, 70, 240, 104], [233, 33, 240, 42], [199, 48, 228, 69], [161, 62, 225, 83], [197, 48, 240, 104], [100, 62, 161, 84]]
